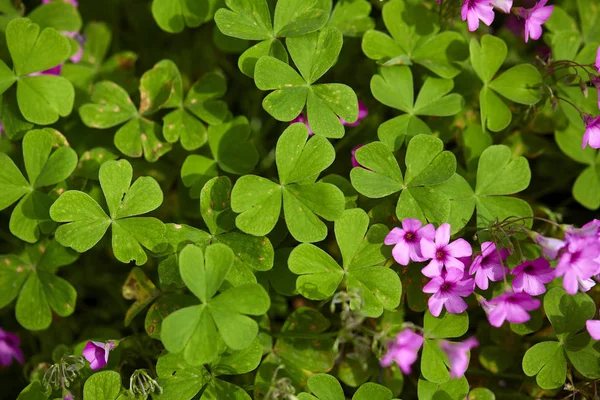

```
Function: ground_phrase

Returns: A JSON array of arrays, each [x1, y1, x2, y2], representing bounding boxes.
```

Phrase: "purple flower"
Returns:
[[469, 242, 509, 290], [461, 0, 495, 32], [381, 329, 424, 374], [484, 292, 540, 327], [423, 268, 474, 317], [0, 328, 23, 367], [351, 144, 365, 168], [420, 223, 473, 278], [83, 341, 116, 370], [556, 237, 600, 294], [491, 0, 512, 13], [385, 219, 435, 266], [518, 0, 554, 43], [596, 45, 600, 73], [533, 233, 565, 260], [511, 258, 555, 296], [587, 314, 600, 340], [440, 337, 479, 378], [29, 64, 63, 77], [341, 100, 368, 127]]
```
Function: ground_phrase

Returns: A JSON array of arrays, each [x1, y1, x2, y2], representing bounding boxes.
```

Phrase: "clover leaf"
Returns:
[[155, 339, 262, 400], [555, 123, 600, 210], [79, 60, 178, 161], [328, 0, 374, 37], [152, 0, 221, 33], [83, 371, 124, 400], [474, 145, 532, 228], [0, 18, 75, 125], [351, 136, 474, 233], [289, 208, 401, 317], [28, 0, 82, 32], [421, 311, 469, 384], [361, 0, 465, 79], [161, 244, 270, 366], [0, 239, 78, 330], [470, 35, 542, 132], [50, 159, 167, 265], [254, 27, 359, 138], [0, 129, 77, 243], [418, 376, 469, 400], [522, 287, 600, 389], [298, 374, 395, 400], [371, 66, 464, 150], [215, 0, 329, 76], [162, 64, 231, 151], [231, 123, 345, 242]]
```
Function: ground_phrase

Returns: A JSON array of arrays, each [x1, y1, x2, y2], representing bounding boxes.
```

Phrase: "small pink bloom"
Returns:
[[556, 237, 600, 294], [518, 0, 554, 43], [595, 46, 600, 73], [587, 318, 600, 340], [29, 65, 63, 77], [485, 292, 540, 327], [0, 328, 23, 367], [381, 329, 424, 374], [423, 268, 474, 317], [469, 242, 509, 290], [82, 341, 116, 370], [341, 101, 368, 127], [440, 337, 479, 378], [385, 219, 435, 266], [461, 0, 495, 32], [511, 258, 555, 296], [532, 233, 565, 260], [491, 0, 512, 13], [420, 223, 473, 278], [351, 144, 365, 168]]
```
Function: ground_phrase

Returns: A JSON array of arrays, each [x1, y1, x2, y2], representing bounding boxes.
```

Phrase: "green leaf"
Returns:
[[475, 146, 531, 196], [211, 338, 263, 376], [421, 339, 450, 384], [79, 81, 137, 129], [215, 232, 274, 272], [138, 63, 176, 115], [0, 59, 16, 96], [181, 155, 219, 199], [378, 114, 431, 151], [307, 83, 358, 138], [544, 287, 596, 342], [152, 0, 214, 33], [565, 332, 600, 379], [469, 35, 507, 84], [155, 352, 211, 399], [424, 310, 469, 339], [468, 388, 496, 400], [208, 116, 259, 174], [16, 381, 48, 400], [231, 175, 282, 237], [480, 86, 512, 132], [350, 142, 403, 198], [28, 1, 82, 32], [201, 176, 236, 235], [185, 72, 229, 125], [17, 75, 75, 125], [273, 0, 329, 37], [180, 244, 233, 304], [352, 382, 394, 400], [411, 31, 466, 79], [488, 64, 542, 105], [573, 165, 600, 210], [237, 39, 288, 77], [145, 294, 197, 339], [287, 27, 342, 84], [522, 341, 567, 389], [0, 153, 29, 211], [6, 18, 70, 76], [418, 376, 469, 400], [214, 0, 273, 40], [412, 77, 464, 116], [370, 66, 413, 113], [83, 371, 122, 400], [289, 243, 344, 300], [302, 374, 344, 400], [329, 0, 374, 37], [404, 135, 456, 186]]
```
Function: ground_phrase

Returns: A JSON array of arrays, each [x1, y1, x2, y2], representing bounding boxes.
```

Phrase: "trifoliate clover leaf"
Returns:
[[161, 244, 270, 365], [0, 239, 78, 331], [201, 176, 274, 288], [421, 311, 469, 384], [298, 374, 395, 400], [371, 66, 464, 150], [555, 123, 600, 210], [351, 136, 473, 233], [470, 35, 543, 132], [0, 129, 77, 243], [523, 288, 600, 389], [418, 376, 469, 400], [83, 371, 123, 400], [79, 60, 178, 161], [289, 208, 401, 317], [0, 18, 75, 125], [474, 145, 532, 228], [50, 159, 167, 265], [152, 0, 221, 33], [215, 0, 329, 77], [155, 339, 262, 399], [328, 0, 374, 37], [254, 27, 359, 138], [28, 0, 82, 32], [361, 0, 466, 79], [231, 123, 345, 242], [163, 65, 231, 151], [72, 147, 119, 180], [181, 154, 219, 199]]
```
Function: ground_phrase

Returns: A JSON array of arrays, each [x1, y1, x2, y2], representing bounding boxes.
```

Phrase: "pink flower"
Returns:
[[532, 233, 565, 259], [491, 0, 512, 13], [587, 314, 600, 340], [461, 0, 495, 32], [0, 328, 23, 367], [511, 258, 555, 296], [556, 236, 600, 294], [385, 219, 435, 266], [484, 292, 540, 327], [29, 65, 63, 77], [341, 101, 368, 127], [381, 329, 424, 374], [469, 242, 509, 290], [420, 223, 473, 278], [82, 341, 116, 370], [351, 144, 365, 168], [423, 268, 474, 317], [518, 0, 554, 43], [440, 337, 479, 378], [42, 0, 78, 6], [595, 45, 600, 73]]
